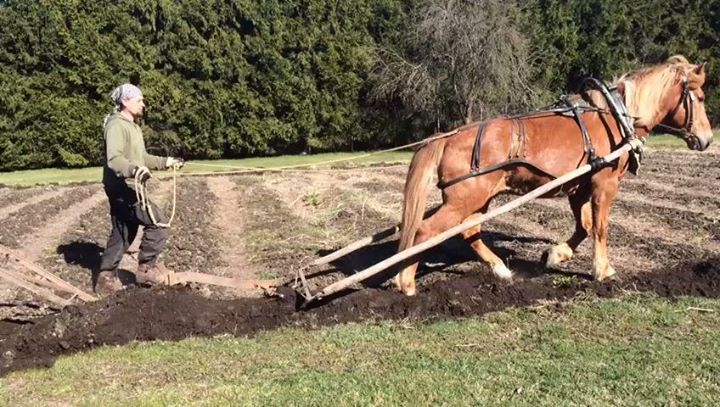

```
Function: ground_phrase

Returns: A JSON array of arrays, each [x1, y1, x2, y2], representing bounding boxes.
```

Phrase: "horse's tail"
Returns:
[[398, 138, 448, 252]]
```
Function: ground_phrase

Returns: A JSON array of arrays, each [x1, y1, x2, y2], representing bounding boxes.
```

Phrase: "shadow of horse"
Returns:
[[314, 230, 557, 289]]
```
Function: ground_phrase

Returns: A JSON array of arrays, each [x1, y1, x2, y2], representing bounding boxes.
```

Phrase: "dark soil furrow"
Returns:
[[233, 175, 392, 280], [0, 188, 41, 211], [36, 200, 110, 294], [620, 180, 720, 212], [504, 198, 712, 263], [163, 178, 224, 275], [613, 200, 720, 241], [232, 175, 309, 275], [0, 186, 98, 248], [642, 158, 720, 179]]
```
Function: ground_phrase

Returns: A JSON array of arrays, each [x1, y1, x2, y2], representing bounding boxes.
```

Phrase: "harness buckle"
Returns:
[[590, 156, 610, 171]]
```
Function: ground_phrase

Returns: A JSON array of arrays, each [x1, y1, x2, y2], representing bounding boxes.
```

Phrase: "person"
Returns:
[[95, 83, 184, 294]]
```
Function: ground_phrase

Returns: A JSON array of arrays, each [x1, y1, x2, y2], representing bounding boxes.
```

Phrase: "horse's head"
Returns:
[[661, 57, 713, 150], [623, 55, 713, 151]]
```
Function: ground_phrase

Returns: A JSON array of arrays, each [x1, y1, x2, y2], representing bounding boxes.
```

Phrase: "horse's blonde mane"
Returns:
[[619, 55, 697, 127]]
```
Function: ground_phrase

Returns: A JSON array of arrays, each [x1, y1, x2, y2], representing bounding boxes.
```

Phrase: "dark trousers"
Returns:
[[99, 185, 169, 272]]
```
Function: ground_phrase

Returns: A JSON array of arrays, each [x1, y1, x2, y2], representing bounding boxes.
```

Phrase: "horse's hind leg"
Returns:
[[545, 190, 592, 268], [396, 204, 465, 296], [462, 223, 512, 279], [461, 199, 511, 279]]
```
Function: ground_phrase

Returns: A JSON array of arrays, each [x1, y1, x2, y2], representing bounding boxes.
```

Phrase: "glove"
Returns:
[[166, 157, 185, 170], [132, 165, 152, 183]]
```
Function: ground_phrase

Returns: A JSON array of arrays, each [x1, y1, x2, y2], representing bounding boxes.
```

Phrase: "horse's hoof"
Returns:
[[594, 265, 617, 281], [544, 243, 573, 268], [492, 264, 513, 280]]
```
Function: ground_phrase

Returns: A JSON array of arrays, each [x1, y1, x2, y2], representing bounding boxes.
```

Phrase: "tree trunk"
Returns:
[[465, 99, 474, 124]]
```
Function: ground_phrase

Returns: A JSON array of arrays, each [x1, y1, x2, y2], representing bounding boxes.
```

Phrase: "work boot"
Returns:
[[94, 269, 123, 296], [136, 262, 174, 285]]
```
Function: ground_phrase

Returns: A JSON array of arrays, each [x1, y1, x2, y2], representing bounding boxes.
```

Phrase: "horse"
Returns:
[[395, 55, 713, 296]]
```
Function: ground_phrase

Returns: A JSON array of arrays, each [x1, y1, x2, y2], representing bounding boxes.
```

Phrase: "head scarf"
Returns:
[[110, 83, 143, 110], [104, 83, 144, 128]]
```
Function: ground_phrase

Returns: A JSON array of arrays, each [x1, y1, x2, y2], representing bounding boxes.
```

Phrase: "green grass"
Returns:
[[0, 130, 713, 187], [2, 294, 719, 406], [0, 166, 105, 187], [0, 151, 412, 187], [645, 134, 688, 148]]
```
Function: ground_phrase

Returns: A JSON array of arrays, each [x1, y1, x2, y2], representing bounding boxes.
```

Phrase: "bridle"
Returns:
[[654, 70, 700, 147]]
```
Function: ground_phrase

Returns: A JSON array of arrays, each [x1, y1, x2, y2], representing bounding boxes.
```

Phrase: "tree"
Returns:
[[371, 0, 538, 129]]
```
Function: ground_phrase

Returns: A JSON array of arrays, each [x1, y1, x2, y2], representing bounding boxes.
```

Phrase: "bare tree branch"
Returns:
[[370, 0, 539, 127]]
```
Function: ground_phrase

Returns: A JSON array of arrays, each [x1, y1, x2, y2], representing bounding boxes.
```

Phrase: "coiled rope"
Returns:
[[134, 165, 178, 228]]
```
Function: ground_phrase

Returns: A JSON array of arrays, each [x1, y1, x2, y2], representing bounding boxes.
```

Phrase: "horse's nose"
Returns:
[[696, 133, 712, 151]]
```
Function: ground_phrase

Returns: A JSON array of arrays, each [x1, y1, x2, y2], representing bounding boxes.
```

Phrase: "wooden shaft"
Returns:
[[170, 272, 278, 290], [3, 268, 65, 292], [311, 206, 443, 267], [0, 269, 70, 307], [311, 225, 400, 267], [315, 143, 635, 299], [0, 246, 96, 302]]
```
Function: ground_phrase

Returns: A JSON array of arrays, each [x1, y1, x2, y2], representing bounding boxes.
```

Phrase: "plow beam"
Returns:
[[165, 271, 279, 291]]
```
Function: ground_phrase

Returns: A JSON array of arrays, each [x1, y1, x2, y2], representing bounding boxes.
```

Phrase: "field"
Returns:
[[0, 143, 719, 404]]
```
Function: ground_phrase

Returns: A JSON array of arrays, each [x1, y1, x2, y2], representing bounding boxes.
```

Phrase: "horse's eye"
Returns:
[[698, 96, 705, 103]]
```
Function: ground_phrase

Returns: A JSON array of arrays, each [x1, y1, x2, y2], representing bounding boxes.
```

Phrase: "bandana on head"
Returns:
[[110, 83, 143, 108]]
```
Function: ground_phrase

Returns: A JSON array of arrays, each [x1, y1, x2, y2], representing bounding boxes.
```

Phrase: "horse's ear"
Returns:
[[616, 81, 625, 96], [689, 62, 707, 86]]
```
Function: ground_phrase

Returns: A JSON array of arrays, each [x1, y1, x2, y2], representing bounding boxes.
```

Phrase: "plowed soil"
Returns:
[[0, 147, 718, 376]]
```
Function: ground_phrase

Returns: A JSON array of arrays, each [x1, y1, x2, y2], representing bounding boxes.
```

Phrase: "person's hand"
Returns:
[[166, 157, 185, 170], [133, 165, 152, 183]]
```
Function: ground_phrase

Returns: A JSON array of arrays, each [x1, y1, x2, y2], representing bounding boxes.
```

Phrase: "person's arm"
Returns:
[[106, 124, 141, 178], [143, 151, 168, 171]]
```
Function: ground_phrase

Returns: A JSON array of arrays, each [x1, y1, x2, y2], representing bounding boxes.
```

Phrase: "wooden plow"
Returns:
[[0, 246, 97, 307], [294, 140, 642, 304]]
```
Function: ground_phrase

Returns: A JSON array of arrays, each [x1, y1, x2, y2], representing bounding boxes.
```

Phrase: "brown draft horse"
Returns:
[[396, 55, 713, 296]]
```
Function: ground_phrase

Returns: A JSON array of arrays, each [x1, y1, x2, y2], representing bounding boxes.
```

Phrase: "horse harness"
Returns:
[[653, 70, 697, 141], [438, 78, 645, 190]]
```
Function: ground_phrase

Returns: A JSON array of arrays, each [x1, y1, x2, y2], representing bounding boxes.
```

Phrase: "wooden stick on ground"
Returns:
[[312, 142, 638, 300], [0, 245, 96, 302], [0, 269, 70, 307], [168, 272, 279, 290], [2, 267, 66, 292]]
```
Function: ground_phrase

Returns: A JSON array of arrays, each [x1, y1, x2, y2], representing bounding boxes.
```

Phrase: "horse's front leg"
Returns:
[[545, 190, 593, 268], [590, 176, 619, 280]]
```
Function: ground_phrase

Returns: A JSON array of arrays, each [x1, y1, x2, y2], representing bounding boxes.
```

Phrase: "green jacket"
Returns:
[[103, 113, 167, 190]]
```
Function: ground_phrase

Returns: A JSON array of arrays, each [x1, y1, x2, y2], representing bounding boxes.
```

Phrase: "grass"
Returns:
[[2, 294, 719, 406], [0, 131, 712, 187], [645, 134, 689, 148], [0, 151, 412, 187]]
